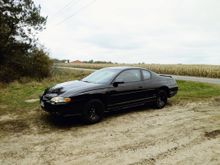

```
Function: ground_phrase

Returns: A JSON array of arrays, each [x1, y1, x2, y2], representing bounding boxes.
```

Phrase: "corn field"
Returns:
[[56, 63, 220, 78]]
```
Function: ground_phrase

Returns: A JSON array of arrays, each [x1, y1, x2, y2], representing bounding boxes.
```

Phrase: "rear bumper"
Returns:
[[169, 87, 178, 97]]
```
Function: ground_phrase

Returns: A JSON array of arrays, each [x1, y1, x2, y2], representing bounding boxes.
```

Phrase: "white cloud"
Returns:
[[34, 0, 220, 64]]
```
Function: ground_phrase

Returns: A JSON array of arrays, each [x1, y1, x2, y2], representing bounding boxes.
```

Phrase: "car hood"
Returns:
[[47, 80, 104, 97]]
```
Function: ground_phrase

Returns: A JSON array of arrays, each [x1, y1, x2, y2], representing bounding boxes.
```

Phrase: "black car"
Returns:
[[40, 67, 178, 123]]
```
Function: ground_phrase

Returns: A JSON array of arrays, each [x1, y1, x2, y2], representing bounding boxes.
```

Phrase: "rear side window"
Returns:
[[115, 69, 141, 83], [142, 70, 151, 80]]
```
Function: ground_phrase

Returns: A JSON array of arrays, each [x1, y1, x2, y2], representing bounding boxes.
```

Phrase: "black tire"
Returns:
[[83, 99, 105, 124], [155, 90, 167, 109]]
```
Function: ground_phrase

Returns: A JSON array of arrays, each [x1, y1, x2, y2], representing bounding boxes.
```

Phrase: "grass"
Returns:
[[174, 80, 220, 102], [0, 68, 90, 114], [56, 63, 220, 78], [0, 68, 220, 116]]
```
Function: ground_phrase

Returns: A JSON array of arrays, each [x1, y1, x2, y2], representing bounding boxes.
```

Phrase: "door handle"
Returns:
[[138, 86, 143, 89]]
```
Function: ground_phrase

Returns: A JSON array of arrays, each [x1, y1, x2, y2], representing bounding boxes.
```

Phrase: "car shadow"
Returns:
[[40, 114, 84, 129], [40, 102, 173, 129]]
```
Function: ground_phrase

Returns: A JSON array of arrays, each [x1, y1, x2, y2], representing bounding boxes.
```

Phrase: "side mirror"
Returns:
[[113, 81, 124, 87]]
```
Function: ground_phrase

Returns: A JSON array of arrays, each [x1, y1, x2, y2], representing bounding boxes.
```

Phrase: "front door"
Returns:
[[107, 69, 145, 109]]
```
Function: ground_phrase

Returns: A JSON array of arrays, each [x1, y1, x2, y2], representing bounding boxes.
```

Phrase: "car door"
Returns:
[[107, 69, 145, 109], [141, 69, 157, 101]]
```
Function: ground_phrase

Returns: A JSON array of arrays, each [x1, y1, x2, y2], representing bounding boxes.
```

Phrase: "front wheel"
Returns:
[[155, 90, 167, 109], [83, 99, 105, 124]]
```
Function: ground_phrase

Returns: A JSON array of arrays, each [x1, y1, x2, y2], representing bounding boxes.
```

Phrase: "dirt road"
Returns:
[[0, 99, 220, 165]]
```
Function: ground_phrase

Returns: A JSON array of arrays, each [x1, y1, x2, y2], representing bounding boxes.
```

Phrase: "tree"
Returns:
[[0, 0, 51, 82]]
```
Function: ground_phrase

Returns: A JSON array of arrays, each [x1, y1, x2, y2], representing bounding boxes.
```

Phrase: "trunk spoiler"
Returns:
[[159, 74, 173, 78]]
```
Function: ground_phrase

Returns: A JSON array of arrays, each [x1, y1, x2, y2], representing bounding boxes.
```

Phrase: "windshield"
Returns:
[[82, 69, 119, 84]]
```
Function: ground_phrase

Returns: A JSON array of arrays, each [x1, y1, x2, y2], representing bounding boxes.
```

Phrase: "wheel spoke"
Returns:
[[89, 106, 97, 120], [83, 100, 104, 123]]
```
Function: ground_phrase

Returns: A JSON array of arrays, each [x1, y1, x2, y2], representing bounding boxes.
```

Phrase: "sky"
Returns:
[[33, 0, 220, 64]]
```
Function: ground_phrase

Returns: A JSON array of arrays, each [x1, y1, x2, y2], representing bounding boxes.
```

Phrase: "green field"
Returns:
[[0, 68, 220, 116]]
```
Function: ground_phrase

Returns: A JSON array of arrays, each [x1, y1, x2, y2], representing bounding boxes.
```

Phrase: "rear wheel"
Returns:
[[155, 90, 167, 109], [83, 99, 105, 124]]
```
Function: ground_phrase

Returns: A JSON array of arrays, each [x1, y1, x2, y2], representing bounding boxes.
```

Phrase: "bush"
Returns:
[[0, 48, 52, 83], [28, 48, 53, 80]]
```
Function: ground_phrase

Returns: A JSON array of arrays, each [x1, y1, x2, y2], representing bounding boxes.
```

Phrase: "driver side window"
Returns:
[[115, 69, 141, 83]]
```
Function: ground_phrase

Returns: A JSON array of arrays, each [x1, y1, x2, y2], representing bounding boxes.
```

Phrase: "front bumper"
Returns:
[[40, 97, 82, 115]]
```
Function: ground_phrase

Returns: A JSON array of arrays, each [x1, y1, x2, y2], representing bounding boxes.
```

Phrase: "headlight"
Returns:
[[50, 97, 71, 104]]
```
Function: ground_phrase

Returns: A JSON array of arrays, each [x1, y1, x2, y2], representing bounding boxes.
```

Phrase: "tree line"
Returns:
[[0, 0, 52, 83]]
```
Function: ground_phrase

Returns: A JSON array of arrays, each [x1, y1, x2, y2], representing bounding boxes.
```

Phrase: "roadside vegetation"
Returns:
[[0, 69, 90, 115], [174, 80, 220, 102], [0, 68, 220, 117], [56, 63, 220, 78]]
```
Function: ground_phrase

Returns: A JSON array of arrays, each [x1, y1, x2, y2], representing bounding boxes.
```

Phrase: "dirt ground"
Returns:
[[0, 99, 220, 165]]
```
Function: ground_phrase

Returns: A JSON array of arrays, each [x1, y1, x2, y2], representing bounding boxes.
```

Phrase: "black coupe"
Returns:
[[40, 67, 178, 123]]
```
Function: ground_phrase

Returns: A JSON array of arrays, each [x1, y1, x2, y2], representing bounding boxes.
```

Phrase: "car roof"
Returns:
[[104, 66, 143, 71]]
